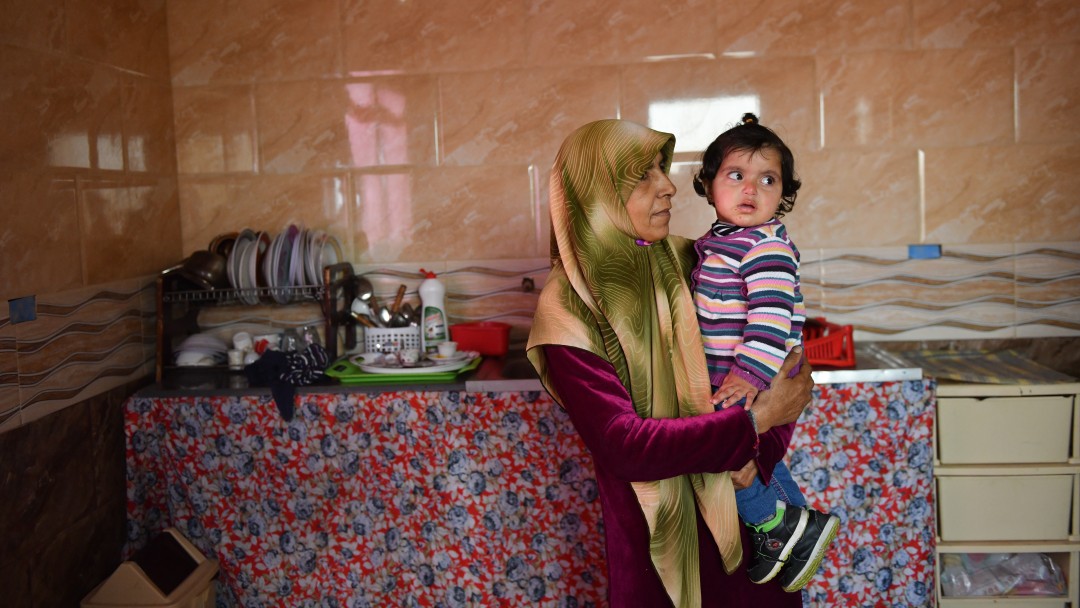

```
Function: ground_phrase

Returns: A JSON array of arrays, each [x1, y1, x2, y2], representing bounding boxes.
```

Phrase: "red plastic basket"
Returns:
[[803, 317, 856, 368], [449, 321, 511, 356]]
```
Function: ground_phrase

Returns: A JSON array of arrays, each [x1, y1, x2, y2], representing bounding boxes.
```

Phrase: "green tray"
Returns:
[[325, 355, 482, 385]]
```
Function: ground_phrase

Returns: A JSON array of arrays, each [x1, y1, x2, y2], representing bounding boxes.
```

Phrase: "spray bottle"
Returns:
[[418, 268, 448, 355]]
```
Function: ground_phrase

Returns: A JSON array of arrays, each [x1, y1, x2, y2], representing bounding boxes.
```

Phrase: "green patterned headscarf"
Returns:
[[527, 119, 743, 607]]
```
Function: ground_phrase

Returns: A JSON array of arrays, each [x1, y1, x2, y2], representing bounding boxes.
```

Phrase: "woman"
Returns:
[[527, 119, 812, 608]]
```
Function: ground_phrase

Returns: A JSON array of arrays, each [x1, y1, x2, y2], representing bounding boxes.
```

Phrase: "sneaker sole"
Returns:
[[780, 515, 840, 592], [751, 508, 809, 585]]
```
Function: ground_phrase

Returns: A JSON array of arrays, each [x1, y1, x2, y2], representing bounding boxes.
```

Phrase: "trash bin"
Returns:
[[81, 528, 218, 608]]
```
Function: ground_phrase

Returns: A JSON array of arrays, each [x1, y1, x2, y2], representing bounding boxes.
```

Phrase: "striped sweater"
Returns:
[[691, 219, 805, 391]]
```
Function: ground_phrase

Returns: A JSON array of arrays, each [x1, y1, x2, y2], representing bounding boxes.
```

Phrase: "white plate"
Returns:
[[350, 354, 477, 375], [306, 230, 321, 287], [228, 229, 255, 290], [289, 227, 306, 287], [427, 350, 477, 363]]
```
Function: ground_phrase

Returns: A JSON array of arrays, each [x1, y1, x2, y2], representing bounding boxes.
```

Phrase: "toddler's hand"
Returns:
[[710, 375, 759, 410]]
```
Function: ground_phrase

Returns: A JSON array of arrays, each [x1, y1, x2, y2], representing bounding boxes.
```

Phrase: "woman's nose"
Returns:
[[659, 174, 676, 197]]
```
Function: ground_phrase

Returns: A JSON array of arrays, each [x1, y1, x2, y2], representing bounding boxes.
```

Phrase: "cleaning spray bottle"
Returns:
[[418, 268, 448, 355]]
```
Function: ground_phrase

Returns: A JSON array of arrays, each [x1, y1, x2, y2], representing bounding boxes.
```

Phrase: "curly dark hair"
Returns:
[[692, 113, 801, 218]]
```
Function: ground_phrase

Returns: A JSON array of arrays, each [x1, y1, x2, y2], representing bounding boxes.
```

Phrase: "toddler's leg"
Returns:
[[737, 477, 808, 585]]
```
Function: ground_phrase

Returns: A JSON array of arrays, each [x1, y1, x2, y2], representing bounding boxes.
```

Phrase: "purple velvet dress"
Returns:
[[543, 345, 802, 608]]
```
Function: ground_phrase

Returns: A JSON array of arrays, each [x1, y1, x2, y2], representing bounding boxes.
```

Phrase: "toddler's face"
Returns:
[[707, 148, 783, 227]]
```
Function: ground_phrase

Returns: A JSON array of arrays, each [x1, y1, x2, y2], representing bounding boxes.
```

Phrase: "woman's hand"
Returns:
[[748, 347, 813, 434], [730, 459, 758, 489]]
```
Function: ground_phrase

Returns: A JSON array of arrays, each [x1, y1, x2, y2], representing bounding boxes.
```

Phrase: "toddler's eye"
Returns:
[[761, 175, 777, 186], [726, 170, 743, 181]]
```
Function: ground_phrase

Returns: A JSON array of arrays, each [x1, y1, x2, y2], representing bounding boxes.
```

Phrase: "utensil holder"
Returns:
[[363, 326, 421, 353]]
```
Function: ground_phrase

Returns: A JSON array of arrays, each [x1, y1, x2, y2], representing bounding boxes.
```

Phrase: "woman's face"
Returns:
[[707, 148, 783, 227], [625, 153, 676, 242]]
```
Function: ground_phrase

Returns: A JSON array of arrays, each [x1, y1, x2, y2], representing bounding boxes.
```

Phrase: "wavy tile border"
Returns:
[[6, 277, 157, 430]]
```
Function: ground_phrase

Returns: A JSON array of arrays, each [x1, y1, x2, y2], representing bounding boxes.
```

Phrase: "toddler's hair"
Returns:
[[693, 113, 801, 218]]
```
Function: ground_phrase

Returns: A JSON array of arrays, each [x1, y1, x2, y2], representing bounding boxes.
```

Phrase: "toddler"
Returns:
[[690, 113, 839, 592]]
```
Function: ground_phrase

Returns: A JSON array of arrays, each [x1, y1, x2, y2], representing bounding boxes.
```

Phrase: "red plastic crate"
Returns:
[[450, 321, 511, 356], [803, 317, 856, 368]]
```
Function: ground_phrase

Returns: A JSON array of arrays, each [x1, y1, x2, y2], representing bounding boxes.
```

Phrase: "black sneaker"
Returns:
[[778, 508, 840, 592], [747, 502, 809, 584]]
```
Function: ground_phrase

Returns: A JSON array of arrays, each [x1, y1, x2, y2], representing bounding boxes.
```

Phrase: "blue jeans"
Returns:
[[735, 460, 806, 526]]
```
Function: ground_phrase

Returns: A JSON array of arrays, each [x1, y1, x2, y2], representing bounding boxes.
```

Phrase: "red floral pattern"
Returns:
[[125, 380, 935, 606], [793, 380, 937, 607]]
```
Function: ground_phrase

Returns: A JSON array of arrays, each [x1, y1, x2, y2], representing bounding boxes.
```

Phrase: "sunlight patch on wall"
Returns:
[[648, 95, 760, 153]]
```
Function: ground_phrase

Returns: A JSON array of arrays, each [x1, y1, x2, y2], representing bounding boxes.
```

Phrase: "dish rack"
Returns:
[[155, 261, 359, 382], [803, 317, 856, 368]]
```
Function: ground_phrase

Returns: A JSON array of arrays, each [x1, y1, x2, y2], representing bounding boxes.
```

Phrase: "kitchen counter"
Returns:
[[125, 371, 937, 606], [147, 342, 922, 397]]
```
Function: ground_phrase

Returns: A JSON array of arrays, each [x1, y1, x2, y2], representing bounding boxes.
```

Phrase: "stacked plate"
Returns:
[[173, 333, 229, 366], [217, 225, 343, 303]]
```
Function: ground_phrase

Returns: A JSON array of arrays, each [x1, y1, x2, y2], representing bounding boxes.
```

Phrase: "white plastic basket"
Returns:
[[363, 326, 421, 353]]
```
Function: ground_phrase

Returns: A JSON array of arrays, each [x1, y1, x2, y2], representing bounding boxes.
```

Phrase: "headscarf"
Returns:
[[527, 120, 742, 607]]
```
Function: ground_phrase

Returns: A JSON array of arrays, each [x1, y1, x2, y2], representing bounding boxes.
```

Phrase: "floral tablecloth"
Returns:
[[125, 380, 935, 607]]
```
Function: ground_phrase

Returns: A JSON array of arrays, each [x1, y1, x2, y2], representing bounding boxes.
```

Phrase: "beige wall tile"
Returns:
[[177, 174, 352, 256], [122, 77, 177, 174], [167, 0, 341, 86], [668, 161, 717, 241], [1018, 43, 1080, 143], [0, 0, 63, 51], [914, 0, 1080, 48], [256, 80, 356, 173], [717, 0, 912, 56], [790, 149, 921, 248], [65, 0, 170, 79], [351, 166, 536, 263], [620, 57, 818, 154], [173, 86, 257, 174], [0, 173, 82, 301], [819, 48, 1014, 148], [0, 47, 123, 171], [439, 67, 620, 167], [525, 0, 714, 66], [924, 144, 1080, 244], [79, 178, 183, 284], [257, 77, 438, 173], [342, 0, 526, 74]]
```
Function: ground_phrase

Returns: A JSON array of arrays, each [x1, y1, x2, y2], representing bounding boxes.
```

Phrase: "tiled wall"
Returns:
[[169, 0, 1080, 344], [3, 0, 1080, 435], [0, 0, 175, 433]]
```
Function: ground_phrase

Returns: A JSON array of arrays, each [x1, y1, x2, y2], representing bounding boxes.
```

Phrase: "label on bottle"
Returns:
[[423, 306, 447, 345]]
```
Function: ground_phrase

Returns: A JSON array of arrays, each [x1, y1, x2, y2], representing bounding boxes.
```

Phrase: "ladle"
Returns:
[[353, 275, 374, 302], [390, 285, 408, 327]]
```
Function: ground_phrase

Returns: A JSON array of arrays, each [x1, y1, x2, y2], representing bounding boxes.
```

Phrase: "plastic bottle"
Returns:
[[418, 269, 448, 355]]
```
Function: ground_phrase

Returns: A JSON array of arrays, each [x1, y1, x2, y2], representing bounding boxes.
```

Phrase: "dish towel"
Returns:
[[244, 344, 329, 421]]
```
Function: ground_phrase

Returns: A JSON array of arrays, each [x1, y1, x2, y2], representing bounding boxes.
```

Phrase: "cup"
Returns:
[[233, 331, 253, 352], [400, 348, 420, 365], [356, 352, 382, 364], [437, 341, 458, 357], [243, 351, 259, 365], [227, 349, 244, 370]]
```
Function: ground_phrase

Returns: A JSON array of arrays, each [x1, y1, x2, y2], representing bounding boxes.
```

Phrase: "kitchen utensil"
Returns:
[[399, 303, 418, 326], [377, 305, 393, 327], [179, 250, 229, 290], [390, 285, 408, 326], [353, 275, 374, 302]]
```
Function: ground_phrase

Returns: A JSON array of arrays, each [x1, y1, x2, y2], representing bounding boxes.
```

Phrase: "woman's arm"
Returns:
[[543, 344, 757, 482]]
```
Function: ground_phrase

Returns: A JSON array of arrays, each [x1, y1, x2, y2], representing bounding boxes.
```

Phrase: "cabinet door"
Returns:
[[937, 396, 1073, 464], [937, 475, 1074, 541]]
